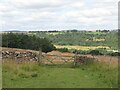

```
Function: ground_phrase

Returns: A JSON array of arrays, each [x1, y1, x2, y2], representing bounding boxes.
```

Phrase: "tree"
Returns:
[[2, 33, 56, 53]]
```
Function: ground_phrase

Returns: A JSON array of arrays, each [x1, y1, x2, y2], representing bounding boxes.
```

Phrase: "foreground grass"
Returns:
[[2, 60, 118, 88]]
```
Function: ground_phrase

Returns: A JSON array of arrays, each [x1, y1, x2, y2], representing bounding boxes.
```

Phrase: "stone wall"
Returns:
[[1, 50, 39, 62]]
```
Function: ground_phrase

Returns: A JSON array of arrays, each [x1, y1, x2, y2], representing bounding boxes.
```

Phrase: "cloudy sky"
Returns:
[[0, 0, 119, 31]]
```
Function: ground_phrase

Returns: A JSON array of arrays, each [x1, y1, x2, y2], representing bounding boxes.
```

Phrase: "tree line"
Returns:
[[2, 33, 56, 53]]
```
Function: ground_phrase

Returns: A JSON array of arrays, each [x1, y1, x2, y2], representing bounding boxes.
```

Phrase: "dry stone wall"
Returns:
[[1, 50, 39, 61]]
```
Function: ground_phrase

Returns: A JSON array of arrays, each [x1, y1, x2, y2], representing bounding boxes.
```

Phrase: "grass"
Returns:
[[86, 32, 106, 35], [2, 60, 118, 88], [46, 32, 65, 35], [55, 45, 110, 51]]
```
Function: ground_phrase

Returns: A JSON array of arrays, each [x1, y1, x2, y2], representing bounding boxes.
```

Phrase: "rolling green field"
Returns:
[[2, 60, 118, 88], [32, 30, 118, 50]]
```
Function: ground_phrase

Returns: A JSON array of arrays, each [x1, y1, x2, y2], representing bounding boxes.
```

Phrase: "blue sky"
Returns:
[[0, 0, 119, 31]]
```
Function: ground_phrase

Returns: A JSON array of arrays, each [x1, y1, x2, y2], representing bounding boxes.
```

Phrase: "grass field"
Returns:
[[46, 32, 65, 35], [2, 60, 118, 88], [55, 45, 110, 51], [86, 31, 106, 35]]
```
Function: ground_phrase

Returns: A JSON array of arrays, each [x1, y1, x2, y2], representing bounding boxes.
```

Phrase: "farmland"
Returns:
[[55, 45, 110, 51], [1, 30, 119, 88], [32, 30, 118, 50], [2, 47, 118, 88]]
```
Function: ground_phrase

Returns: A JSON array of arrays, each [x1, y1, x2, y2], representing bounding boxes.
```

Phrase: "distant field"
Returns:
[[46, 31, 106, 35], [86, 32, 106, 35], [46, 32, 65, 35], [55, 45, 110, 50]]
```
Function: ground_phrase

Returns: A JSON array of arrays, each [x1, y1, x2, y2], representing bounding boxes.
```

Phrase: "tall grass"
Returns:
[[77, 61, 118, 88], [3, 60, 40, 78], [2, 59, 118, 88]]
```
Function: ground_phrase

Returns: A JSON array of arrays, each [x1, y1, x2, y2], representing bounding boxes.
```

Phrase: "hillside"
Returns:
[[29, 30, 118, 50]]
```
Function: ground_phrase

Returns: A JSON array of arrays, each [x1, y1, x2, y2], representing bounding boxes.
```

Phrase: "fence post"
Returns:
[[109, 56, 112, 65], [74, 51, 77, 66], [38, 48, 42, 64]]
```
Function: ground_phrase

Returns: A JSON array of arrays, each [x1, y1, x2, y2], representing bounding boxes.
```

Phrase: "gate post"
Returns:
[[38, 48, 42, 64], [74, 51, 77, 66]]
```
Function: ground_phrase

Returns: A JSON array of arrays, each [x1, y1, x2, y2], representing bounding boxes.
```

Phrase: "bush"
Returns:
[[72, 49, 90, 55], [77, 50, 89, 55], [89, 50, 103, 55], [106, 52, 120, 56], [56, 48, 69, 52]]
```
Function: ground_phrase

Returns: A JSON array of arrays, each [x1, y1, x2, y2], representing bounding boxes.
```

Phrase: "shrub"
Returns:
[[56, 48, 69, 52], [89, 50, 103, 55], [107, 52, 120, 56], [72, 49, 90, 55]]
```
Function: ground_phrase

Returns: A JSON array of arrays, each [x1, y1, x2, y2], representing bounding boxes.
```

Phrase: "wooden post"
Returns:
[[74, 51, 77, 66], [38, 48, 42, 64], [109, 56, 112, 65]]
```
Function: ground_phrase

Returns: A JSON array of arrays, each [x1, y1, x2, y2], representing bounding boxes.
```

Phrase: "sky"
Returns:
[[0, 0, 119, 31]]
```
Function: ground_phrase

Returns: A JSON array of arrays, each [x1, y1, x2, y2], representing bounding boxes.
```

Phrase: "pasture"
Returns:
[[55, 45, 110, 51], [2, 47, 118, 88], [2, 60, 118, 88], [46, 32, 65, 35], [2, 48, 118, 88]]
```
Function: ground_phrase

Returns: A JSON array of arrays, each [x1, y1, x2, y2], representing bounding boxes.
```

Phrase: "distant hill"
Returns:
[[1, 30, 28, 33]]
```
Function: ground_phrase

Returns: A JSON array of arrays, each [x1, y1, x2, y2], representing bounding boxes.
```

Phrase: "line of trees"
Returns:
[[2, 33, 56, 53]]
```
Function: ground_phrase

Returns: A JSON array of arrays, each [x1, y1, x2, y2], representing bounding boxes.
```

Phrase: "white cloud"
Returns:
[[81, 8, 112, 17], [0, 0, 119, 31], [8, 0, 67, 9]]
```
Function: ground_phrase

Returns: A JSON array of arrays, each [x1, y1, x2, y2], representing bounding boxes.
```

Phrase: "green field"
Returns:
[[3, 60, 118, 88], [33, 30, 118, 50], [46, 32, 65, 35], [55, 45, 110, 51]]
